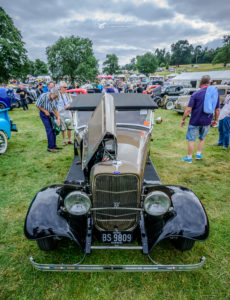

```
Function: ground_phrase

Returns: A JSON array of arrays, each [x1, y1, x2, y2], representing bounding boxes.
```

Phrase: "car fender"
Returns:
[[0, 108, 11, 138], [144, 185, 209, 251], [24, 185, 85, 249]]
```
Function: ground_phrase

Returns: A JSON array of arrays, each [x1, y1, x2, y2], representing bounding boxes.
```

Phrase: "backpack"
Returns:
[[203, 86, 218, 114]]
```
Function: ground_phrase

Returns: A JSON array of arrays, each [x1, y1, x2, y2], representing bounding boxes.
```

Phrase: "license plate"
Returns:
[[101, 231, 133, 244]]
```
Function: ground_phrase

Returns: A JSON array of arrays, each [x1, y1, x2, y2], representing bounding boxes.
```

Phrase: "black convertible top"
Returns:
[[69, 94, 158, 111]]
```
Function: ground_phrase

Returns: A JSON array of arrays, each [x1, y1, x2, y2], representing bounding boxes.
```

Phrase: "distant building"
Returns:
[[171, 70, 230, 88]]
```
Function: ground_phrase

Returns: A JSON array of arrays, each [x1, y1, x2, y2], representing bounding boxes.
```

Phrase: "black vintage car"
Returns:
[[24, 94, 209, 272]]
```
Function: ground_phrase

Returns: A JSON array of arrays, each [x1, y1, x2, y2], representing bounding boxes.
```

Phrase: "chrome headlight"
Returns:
[[64, 191, 91, 215], [144, 191, 171, 216]]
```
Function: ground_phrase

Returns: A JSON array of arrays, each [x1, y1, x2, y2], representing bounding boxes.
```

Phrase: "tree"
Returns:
[[0, 7, 29, 82], [46, 36, 98, 83], [193, 45, 202, 64], [122, 57, 137, 72], [102, 54, 120, 74], [33, 59, 48, 76], [212, 35, 230, 67], [154, 48, 171, 66], [170, 40, 193, 66], [136, 52, 158, 76]]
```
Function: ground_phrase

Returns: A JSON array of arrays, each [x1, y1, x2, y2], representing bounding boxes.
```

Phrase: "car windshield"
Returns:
[[76, 109, 152, 128]]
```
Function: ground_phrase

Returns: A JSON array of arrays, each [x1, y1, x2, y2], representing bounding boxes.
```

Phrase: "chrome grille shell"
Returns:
[[92, 174, 140, 231]]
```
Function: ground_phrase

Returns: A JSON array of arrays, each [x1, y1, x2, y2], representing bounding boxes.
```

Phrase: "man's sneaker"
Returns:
[[195, 154, 203, 160], [222, 146, 229, 150], [182, 157, 192, 163]]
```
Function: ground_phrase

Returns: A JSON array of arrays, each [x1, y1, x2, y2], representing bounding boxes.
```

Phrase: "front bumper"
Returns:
[[173, 108, 184, 113], [30, 256, 206, 272]]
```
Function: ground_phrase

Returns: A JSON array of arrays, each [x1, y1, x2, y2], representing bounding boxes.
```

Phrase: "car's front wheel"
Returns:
[[165, 100, 174, 110], [36, 237, 58, 251], [14, 100, 20, 108], [171, 237, 195, 251], [0, 131, 8, 154], [0, 103, 6, 109]]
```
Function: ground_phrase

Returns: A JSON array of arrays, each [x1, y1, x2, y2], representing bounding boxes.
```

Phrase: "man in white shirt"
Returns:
[[214, 90, 230, 149]]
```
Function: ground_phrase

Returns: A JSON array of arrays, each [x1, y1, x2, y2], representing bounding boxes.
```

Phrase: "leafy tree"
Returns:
[[154, 48, 171, 66], [170, 40, 193, 66], [28, 60, 35, 76], [102, 54, 120, 74], [46, 36, 98, 83], [193, 45, 202, 64], [0, 7, 29, 82], [122, 57, 137, 72], [212, 35, 230, 67], [136, 52, 158, 76], [33, 59, 48, 76]]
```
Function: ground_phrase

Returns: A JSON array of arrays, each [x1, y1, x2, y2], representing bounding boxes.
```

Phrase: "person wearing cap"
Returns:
[[36, 88, 62, 152], [57, 81, 73, 146]]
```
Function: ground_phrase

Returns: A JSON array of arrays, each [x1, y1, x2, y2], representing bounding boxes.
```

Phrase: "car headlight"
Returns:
[[64, 191, 91, 215], [144, 191, 171, 216]]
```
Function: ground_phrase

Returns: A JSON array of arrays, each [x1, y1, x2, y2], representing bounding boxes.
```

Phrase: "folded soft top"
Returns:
[[69, 94, 158, 111]]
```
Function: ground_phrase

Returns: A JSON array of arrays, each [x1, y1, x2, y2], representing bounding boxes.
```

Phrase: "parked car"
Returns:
[[0, 108, 17, 154], [0, 87, 20, 109], [164, 88, 197, 110], [24, 94, 209, 272], [66, 88, 88, 95], [174, 85, 230, 113]]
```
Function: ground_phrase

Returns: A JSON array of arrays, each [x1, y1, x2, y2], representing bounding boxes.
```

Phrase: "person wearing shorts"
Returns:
[[57, 81, 73, 146], [181, 75, 220, 163]]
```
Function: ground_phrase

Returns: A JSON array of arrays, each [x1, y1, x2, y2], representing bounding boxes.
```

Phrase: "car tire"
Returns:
[[74, 140, 79, 156], [0, 103, 6, 110], [14, 100, 20, 108], [172, 237, 195, 251], [0, 131, 8, 154], [165, 100, 174, 110], [153, 96, 162, 106], [36, 237, 58, 251]]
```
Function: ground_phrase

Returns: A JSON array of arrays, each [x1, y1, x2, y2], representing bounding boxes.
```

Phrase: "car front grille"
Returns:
[[93, 174, 140, 231]]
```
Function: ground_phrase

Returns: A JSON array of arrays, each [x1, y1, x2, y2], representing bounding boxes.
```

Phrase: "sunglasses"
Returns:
[[63, 86, 68, 89]]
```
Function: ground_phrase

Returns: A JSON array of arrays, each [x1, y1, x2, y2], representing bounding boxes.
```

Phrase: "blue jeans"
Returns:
[[218, 117, 230, 147], [40, 111, 56, 149], [21, 98, 28, 110]]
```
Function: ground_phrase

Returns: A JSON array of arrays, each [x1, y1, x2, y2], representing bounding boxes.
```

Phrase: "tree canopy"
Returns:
[[29, 59, 48, 77], [136, 52, 158, 76], [212, 35, 230, 67], [0, 7, 29, 82], [170, 40, 193, 66], [46, 36, 98, 83], [102, 54, 120, 74]]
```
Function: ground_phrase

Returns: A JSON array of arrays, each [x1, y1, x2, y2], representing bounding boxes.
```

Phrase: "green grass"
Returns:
[[1, 105, 230, 300], [156, 63, 230, 77]]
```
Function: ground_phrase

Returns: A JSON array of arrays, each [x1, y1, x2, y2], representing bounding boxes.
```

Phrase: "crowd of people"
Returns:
[[2, 75, 229, 153]]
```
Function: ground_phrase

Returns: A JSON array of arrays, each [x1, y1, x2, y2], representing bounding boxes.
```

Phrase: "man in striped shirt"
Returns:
[[36, 88, 61, 153]]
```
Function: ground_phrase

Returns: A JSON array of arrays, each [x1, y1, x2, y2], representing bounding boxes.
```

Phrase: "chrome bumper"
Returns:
[[30, 256, 206, 272]]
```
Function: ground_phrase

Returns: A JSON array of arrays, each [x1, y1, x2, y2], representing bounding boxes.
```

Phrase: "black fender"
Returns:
[[24, 185, 87, 250], [144, 185, 209, 252]]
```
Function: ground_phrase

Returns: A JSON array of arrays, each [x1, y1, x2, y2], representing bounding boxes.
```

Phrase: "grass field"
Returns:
[[156, 63, 230, 77], [1, 104, 230, 300]]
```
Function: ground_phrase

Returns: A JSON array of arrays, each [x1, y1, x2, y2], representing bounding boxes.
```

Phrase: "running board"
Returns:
[[30, 256, 205, 272]]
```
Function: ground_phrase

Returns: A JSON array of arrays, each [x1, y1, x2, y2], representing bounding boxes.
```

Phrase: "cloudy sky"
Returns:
[[1, 0, 229, 67]]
